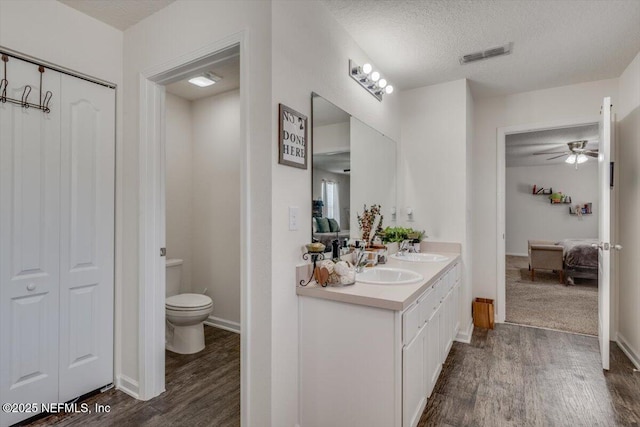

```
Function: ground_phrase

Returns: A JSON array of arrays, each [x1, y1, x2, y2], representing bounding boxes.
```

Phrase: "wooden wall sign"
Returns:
[[279, 103, 308, 169]]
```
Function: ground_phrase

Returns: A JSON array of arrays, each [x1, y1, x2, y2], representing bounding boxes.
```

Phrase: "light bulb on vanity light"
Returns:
[[362, 63, 373, 74], [370, 71, 380, 82], [378, 79, 387, 88], [385, 85, 394, 94]]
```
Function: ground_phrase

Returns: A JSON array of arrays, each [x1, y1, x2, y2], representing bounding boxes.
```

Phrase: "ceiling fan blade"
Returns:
[[584, 152, 599, 158], [547, 154, 568, 160], [533, 151, 567, 155]]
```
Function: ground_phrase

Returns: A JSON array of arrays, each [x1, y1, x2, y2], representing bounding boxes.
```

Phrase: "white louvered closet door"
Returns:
[[0, 56, 115, 427], [58, 74, 115, 402], [0, 58, 62, 427]]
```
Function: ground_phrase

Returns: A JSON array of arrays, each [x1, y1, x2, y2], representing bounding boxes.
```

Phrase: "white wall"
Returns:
[[191, 90, 241, 325], [505, 163, 598, 255], [123, 1, 272, 422], [399, 78, 473, 336], [0, 0, 127, 395], [312, 170, 351, 231], [313, 122, 349, 154], [271, 1, 400, 425], [165, 93, 193, 292], [350, 117, 397, 236], [472, 78, 619, 304], [617, 51, 640, 367]]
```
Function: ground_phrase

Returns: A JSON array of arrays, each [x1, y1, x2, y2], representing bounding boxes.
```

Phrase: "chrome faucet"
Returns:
[[354, 249, 368, 273], [398, 240, 417, 256]]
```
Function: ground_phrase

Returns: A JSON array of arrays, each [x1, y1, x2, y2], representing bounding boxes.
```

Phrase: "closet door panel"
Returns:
[[0, 59, 61, 426], [58, 75, 115, 402]]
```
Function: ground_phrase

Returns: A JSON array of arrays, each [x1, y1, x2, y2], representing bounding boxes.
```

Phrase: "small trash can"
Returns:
[[473, 298, 495, 329]]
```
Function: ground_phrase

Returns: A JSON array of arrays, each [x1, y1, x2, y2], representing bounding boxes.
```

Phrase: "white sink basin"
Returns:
[[391, 253, 449, 262], [356, 267, 424, 285]]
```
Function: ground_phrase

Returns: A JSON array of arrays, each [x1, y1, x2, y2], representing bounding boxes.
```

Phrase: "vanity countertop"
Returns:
[[296, 250, 460, 311]]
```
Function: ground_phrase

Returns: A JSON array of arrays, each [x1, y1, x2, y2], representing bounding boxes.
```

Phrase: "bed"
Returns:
[[561, 239, 599, 283]]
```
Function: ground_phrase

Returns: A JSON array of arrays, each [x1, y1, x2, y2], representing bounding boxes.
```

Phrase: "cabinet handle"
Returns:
[[26, 283, 36, 291]]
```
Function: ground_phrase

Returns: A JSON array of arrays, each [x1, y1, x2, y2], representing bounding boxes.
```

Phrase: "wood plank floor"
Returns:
[[21, 323, 640, 426], [418, 323, 640, 427], [24, 326, 240, 427]]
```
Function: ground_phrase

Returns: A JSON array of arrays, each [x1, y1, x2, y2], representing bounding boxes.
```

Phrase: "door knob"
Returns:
[[613, 244, 623, 251], [26, 283, 36, 291], [591, 243, 603, 250]]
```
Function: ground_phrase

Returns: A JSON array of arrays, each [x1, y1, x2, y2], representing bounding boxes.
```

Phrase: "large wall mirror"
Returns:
[[311, 93, 397, 248]]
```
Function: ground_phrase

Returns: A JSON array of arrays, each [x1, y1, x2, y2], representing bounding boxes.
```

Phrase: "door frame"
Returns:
[[495, 116, 600, 323], [137, 31, 249, 418]]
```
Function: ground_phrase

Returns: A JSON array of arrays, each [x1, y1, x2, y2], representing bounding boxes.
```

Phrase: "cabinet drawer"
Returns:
[[403, 302, 421, 346]]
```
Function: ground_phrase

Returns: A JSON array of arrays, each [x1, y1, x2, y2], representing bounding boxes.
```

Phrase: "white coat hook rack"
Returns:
[[0, 54, 53, 113]]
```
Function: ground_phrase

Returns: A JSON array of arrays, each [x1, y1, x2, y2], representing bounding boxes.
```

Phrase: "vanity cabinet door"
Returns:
[[427, 307, 442, 391], [403, 324, 427, 427]]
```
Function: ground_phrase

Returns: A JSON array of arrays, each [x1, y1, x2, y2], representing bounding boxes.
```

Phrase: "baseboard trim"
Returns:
[[455, 319, 474, 344], [506, 252, 528, 257], [116, 374, 140, 399], [617, 332, 640, 370], [204, 315, 241, 334]]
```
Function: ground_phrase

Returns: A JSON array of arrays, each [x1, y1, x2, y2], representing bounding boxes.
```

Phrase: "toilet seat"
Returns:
[[166, 293, 213, 311]]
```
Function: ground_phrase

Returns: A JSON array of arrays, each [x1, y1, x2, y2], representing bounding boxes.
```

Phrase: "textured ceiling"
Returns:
[[506, 124, 599, 167], [58, 0, 174, 30], [322, 0, 640, 98], [165, 55, 240, 101]]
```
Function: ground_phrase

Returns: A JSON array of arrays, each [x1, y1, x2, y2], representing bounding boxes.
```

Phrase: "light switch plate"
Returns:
[[289, 206, 299, 231]]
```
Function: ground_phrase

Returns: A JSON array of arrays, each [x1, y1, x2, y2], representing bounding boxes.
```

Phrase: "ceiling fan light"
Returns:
[[577, 153, 589, 164], [565, 154, 577, 164]]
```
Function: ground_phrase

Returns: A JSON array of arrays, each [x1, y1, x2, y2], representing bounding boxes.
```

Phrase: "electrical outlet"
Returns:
[[289, 206, 299, 231]]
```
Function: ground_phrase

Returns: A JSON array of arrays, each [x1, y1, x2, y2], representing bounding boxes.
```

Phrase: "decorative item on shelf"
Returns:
[[299, 243, 326, 287], [569, 203, 593, 216], [357, 204, 384, 245], [532, 185, 553, 195], [549, 192, 563, 204]]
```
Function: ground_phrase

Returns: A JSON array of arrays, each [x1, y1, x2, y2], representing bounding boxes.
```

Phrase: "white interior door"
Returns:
[[58, 75, 115, 401], [0, 58, 62, 426], [597, 97, 612, 371]]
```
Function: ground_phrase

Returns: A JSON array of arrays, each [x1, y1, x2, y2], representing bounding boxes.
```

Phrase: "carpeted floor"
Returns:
[[506, 256, 598, 336]]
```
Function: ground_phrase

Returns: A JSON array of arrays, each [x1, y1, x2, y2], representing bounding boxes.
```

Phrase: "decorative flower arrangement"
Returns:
[[357, 204, 384, 243]]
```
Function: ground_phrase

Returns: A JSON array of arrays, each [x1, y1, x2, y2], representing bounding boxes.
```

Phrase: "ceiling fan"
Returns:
[[533, 140, 598, 168]]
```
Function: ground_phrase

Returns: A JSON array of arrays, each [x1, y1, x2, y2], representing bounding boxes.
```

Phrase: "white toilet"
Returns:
[[165, 259, 213, 354]]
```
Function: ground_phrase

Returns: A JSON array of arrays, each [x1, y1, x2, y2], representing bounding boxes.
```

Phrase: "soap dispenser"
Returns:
[[332, 239, 340, 261]]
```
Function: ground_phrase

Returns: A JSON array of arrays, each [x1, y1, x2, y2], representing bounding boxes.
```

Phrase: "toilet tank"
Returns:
[[165, 259, 183, 297]]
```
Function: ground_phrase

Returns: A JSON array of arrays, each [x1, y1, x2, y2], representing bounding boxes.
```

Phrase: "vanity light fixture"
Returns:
[[188, 72, 221, 88], [349, 59, 394, 101]]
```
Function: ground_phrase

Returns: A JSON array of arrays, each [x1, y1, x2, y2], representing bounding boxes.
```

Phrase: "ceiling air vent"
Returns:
[[460, 43, 513, 64]]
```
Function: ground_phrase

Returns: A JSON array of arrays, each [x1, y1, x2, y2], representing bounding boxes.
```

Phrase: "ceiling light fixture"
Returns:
[[188, 72, 222, 88], [349, 59, 393, 101]]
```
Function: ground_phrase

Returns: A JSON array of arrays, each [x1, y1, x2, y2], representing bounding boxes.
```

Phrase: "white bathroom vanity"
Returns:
[[297, 245, 462, 427]]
